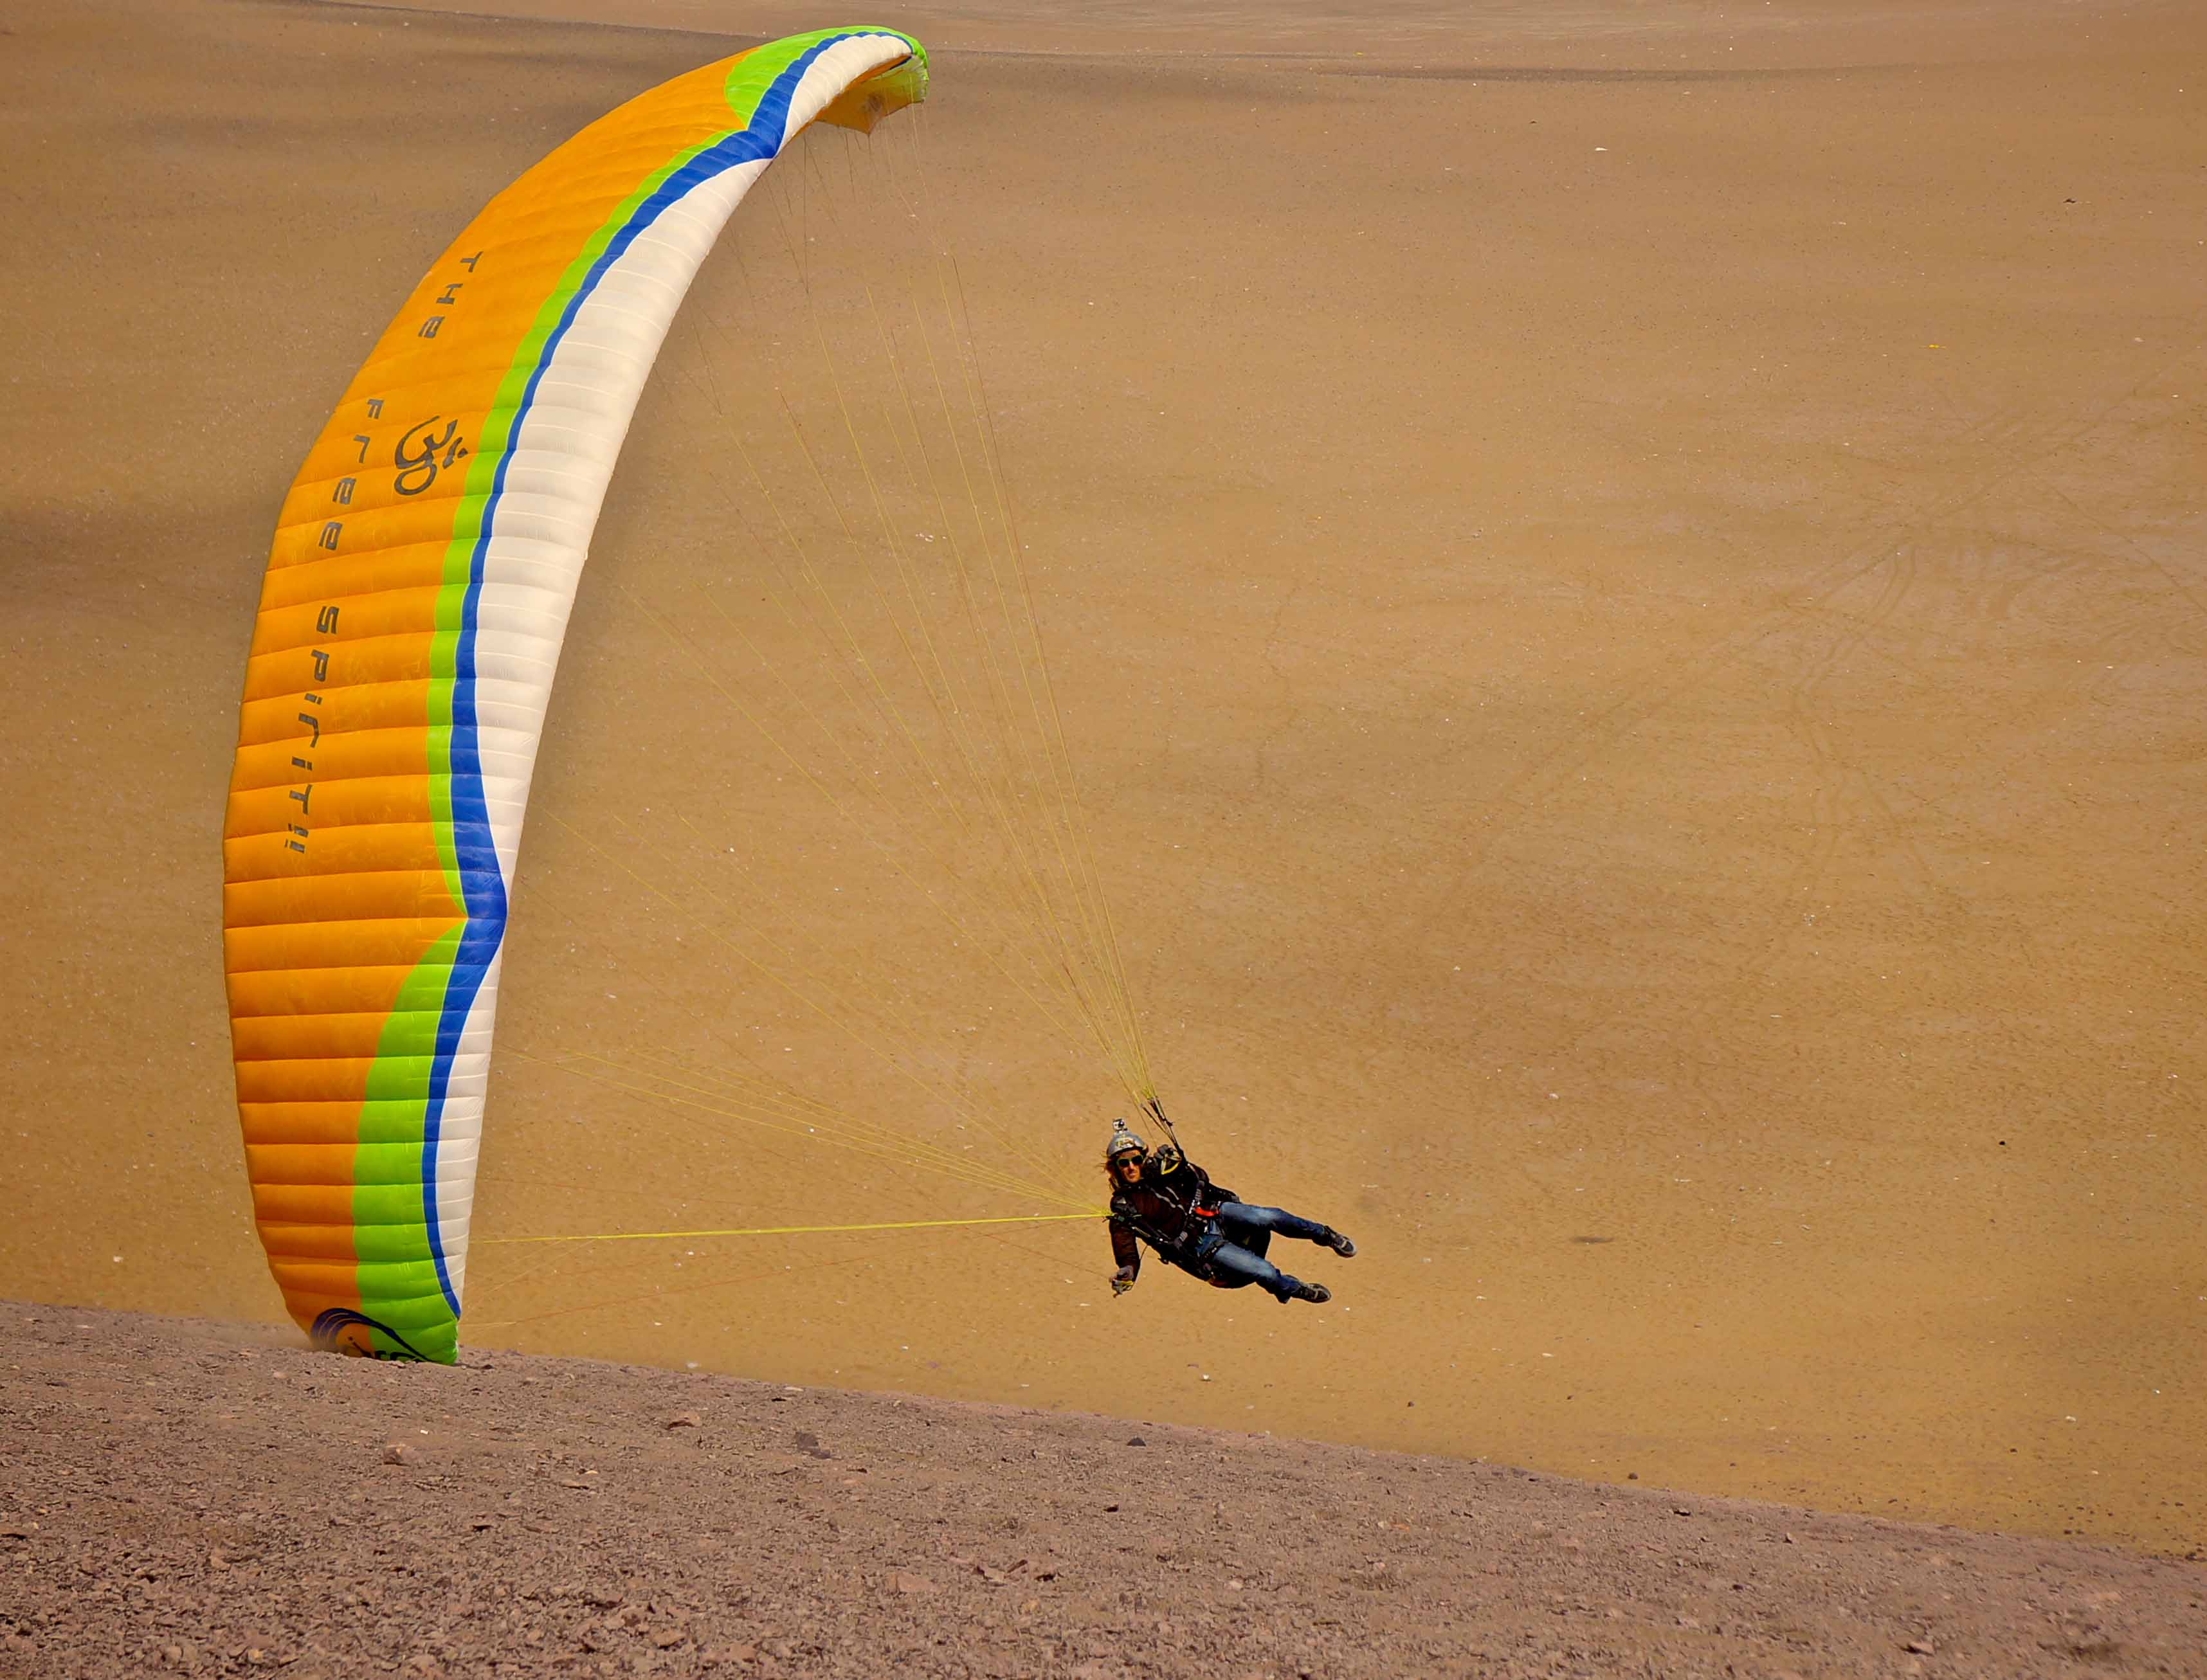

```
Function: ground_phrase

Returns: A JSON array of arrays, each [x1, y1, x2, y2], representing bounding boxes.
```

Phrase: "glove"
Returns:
[[1111, 1267, 1137, 1296]]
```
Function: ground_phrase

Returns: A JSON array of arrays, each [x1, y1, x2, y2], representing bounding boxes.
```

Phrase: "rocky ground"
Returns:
[[4, 1306, 2203, 1678]]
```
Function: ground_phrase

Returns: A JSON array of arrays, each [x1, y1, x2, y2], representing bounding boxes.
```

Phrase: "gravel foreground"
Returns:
[[4, 1306, 2201, 1679]]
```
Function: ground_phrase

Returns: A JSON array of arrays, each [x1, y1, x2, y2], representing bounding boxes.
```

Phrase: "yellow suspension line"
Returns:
[[480, 1212, 1104, 1247], [896, 292, 1121, 1070], [548, 813, 1064, 1180], [723, 219, 1138, 1072], [555, 1047, 1081, 1209], [748, 139, 1144, 1095], [607, 810, 1089, 1201], [539, 1063, 1089, 1215]]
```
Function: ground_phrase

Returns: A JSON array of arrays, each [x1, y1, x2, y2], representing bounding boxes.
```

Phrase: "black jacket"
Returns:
[[1108, 1151, 1239, 1279]]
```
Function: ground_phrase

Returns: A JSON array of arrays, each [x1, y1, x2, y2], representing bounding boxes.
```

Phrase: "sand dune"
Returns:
[[1, 0, 2202, 1562]]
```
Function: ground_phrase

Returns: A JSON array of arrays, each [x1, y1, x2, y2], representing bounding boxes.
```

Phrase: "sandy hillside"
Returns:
[[7, 1305, 2206, 1680], [1, 0, 2203, 1558]]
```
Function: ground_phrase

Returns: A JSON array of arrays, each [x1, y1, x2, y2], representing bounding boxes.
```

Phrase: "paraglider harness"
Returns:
[[1109, 1100, 1264, 1282]]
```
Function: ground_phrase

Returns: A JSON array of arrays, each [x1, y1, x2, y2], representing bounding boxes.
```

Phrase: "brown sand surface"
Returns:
[[3, 0, 2204, 1566], [9, 1305, 2207, 1679]]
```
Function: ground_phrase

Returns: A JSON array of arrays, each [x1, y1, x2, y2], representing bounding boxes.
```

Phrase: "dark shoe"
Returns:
[[1282, 1279, 1331, 1305], [1321, 1227, 1356, 1258]]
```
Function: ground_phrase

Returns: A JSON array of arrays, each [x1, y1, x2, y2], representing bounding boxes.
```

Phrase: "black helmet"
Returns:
[[1104, 1118, 1147, 1164]]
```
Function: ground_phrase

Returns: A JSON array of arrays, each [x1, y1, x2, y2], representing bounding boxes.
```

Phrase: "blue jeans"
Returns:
[[1192, 1202, 1330, 1299]]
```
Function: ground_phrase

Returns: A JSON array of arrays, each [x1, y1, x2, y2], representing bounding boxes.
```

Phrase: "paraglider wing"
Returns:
[[222, 28, 929, 1363]]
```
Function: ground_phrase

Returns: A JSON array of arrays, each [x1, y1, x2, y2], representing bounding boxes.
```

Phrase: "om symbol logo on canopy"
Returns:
[[394, 415, 468, 496]]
